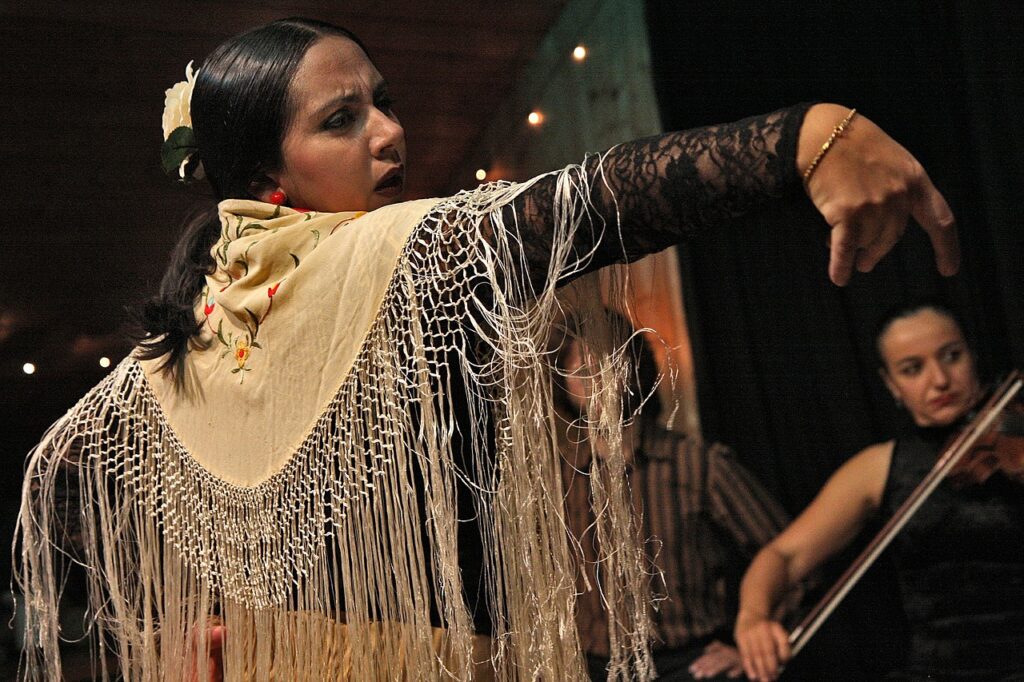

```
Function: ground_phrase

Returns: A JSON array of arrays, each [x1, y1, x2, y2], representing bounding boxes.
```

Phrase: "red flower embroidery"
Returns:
[[204, 301, 216, 316], [234, 338, 251, 369], [268, 282, 281, 298]]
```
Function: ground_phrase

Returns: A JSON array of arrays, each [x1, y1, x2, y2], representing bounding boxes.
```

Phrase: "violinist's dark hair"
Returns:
[[872, 297, 974, 373], [131, 18, 368, 378]]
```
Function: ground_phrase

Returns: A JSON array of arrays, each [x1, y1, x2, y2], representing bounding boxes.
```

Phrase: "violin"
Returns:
[[947, 387, 1024, 486], [787, 370, 1024, 659]]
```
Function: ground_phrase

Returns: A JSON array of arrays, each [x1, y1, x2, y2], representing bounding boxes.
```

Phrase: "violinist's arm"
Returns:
[[734, 440, 892, 681]]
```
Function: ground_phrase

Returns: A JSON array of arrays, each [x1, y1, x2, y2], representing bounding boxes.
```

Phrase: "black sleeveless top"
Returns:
[[881, 424, 1024, 680]]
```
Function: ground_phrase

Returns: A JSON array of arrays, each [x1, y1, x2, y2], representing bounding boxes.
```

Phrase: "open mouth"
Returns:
[[375, 166, 405, 195]]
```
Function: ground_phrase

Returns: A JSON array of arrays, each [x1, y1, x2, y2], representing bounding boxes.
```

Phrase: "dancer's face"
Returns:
[[266, 36, 406, 212]]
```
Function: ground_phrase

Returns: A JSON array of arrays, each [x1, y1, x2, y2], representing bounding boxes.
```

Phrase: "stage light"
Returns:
[[573, 45, 587, 61], [528, 110, 543, 126], [475, 169, 487, 181], [23, 362, 36, 375], [99, 356, 111, 368]]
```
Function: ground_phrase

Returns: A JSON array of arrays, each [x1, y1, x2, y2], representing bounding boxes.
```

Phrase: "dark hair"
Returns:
[[132, 18, 368, 377], [872, 297, 972, 372], [192, 18, 368, 201]]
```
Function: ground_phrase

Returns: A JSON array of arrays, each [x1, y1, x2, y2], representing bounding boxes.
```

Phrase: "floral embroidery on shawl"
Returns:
[[199, 205, 366, 380]]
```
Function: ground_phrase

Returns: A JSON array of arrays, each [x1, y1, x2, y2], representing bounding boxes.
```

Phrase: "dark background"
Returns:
[[0, 1, 1021, 678], [646, 0, 1022, 677], [0, 2, 568, 676]]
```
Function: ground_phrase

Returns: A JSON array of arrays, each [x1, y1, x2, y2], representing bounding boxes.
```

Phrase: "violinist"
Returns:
[[734, 300, 1024, 681]]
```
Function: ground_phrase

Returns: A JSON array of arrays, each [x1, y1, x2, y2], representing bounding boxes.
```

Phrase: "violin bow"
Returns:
[[787, 370, 1023, 659]]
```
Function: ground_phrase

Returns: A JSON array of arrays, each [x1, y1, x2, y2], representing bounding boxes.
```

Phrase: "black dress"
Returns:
[[881, 424, 1024, 680]]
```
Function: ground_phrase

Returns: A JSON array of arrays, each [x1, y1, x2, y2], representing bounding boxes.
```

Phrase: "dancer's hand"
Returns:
[[799, 103, 959, 286]]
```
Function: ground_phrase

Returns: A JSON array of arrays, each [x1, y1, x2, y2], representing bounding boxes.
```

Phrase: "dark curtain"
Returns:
[[645, 1, 1023, 678]]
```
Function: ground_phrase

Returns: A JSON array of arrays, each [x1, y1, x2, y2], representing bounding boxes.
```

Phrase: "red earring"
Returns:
[[268, 190, 287, 206]]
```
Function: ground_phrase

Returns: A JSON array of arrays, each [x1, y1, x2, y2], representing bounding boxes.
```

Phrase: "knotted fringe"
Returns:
[[16, 161, 654, 680]]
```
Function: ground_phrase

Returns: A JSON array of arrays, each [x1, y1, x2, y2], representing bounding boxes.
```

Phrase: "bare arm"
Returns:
[[734, 441, 893, 681]]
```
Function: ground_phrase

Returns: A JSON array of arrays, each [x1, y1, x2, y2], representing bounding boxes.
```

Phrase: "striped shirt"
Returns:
[[561, 422, 791, 656]]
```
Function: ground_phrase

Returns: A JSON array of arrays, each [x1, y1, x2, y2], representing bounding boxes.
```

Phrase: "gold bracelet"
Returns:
[[802, 108, 857, 183]]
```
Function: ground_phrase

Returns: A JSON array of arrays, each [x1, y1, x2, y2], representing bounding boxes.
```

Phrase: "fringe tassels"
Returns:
[[16, 164, 654, 680]]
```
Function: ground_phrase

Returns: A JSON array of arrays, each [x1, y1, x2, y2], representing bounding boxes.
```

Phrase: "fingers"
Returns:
[[855, 206, 909, 274], [809, 109, 958, 285], [910, 172, 960, 276], [751, 646, 773, 680], [827, 223, 858, 286], [689, 643, 742, 679], [771, 624, 792, 669], [704, 640, 726, 652], [828, 194, 909, 285], [738, 631, 758, 680], [738, 623, 790, 681], [828, 193, 949, 286], [688, 651, 723, 678]]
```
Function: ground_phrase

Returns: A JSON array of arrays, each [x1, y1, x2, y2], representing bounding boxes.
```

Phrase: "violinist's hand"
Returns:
[[734, 612, 790, 681], [798, 103, 959, 286]]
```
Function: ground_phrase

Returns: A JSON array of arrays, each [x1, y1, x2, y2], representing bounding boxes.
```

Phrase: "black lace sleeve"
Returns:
[[507, 103, 813, 286]]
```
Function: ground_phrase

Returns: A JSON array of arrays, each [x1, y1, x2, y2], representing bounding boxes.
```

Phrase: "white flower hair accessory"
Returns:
[[160, 60, 204, 182]]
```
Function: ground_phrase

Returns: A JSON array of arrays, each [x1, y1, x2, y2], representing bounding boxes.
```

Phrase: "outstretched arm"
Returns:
[[507, 103, 957, 288]]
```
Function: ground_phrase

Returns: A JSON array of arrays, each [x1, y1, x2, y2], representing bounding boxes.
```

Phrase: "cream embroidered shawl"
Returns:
[[17, 168, 653, 680]]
